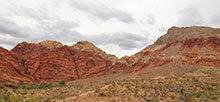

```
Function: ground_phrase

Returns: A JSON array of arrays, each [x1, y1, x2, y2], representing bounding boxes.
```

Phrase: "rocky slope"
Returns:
[[0, 46, 31, 86], [155, 26, 220, 45], [108, 26, 220, 73], [1, 26, 220, 86], [9, 40, 115, 84], [72, 41, 117, 63]]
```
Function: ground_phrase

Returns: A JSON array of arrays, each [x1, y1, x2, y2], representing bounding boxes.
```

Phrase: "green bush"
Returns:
[[150, 97, 159, 102], [5, 85, 18, 89], [58, 80, 65, 86], [39, 83, 52, 89], [2, 94, 10, 102], [21, 82, 63, 90], [19, 81, 24, 85], [21, 85, 28, 89], [28, 84, 39, 89], [0, 89, 38, 102]]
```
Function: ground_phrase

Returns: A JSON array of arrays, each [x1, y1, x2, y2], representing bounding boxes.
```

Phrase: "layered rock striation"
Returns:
[[108, 26, 220, 74], [1, 26, 220, 86]]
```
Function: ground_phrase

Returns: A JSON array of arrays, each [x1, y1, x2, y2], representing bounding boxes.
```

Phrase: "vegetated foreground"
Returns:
[[1, 65, 220, 102]]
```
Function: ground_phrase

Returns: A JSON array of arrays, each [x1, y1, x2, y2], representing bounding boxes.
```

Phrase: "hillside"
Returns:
[[1, 26, 220, 101], [1, 26, 220, 86], [1, 40, 117, 86], [109, 26, 220, 73]]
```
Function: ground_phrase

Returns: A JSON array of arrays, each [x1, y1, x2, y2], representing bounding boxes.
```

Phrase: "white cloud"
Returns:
[[0, 0, 220, 57]]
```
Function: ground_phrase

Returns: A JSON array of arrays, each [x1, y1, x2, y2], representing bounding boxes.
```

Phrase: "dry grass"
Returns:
[[1, 65, 220, 102]]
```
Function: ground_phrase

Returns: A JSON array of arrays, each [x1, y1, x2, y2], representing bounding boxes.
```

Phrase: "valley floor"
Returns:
[[1, 65, 220, 102]]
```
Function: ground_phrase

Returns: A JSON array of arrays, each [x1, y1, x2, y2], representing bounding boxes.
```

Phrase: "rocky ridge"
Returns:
[[1, 26, 220, 86], [108, 26, 220, 73]]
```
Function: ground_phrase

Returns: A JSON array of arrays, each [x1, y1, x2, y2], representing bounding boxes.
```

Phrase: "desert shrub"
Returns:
[[21, 85, 28, 89], [21, 84, 38, 90], [150, 97, 159, 102], [1, 94, 10, 102], [28, 84, 38, 89], [39, 83, 52, 89], [25, 95, 38, 102], [52, 84, 60, 88], [0, 89, 38, 102], [98, 92, 106, 97], [58, 80, 65, 86], [21, 82, 62, 90], [5, 85, 18, 89], [19, 81, 24, 85], [9, 95, 24, 102]]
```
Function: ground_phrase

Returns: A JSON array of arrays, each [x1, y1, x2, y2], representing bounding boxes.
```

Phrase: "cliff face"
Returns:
[[0, 46, 31, 86], [39, 40, 63, 50], [1, 26, 220, 86], [72, 41, 117, 63], [9, 40, 114, 84], [154, 26, 220, 45], [109, 26, 220, 73]]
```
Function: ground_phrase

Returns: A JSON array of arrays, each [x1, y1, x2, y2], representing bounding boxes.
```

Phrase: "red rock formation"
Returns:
[[73, 51, 112, 79], [2, 26, 220, 86], [10, 40, 115, 84], [119, 37, 220, 73], [108, 27, 220, 74], [0, 46, 31, 86], [155, 26, 220, 45], [72, 41, 117, 63]]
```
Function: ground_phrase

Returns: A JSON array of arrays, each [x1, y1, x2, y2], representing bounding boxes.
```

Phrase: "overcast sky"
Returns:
[[0, 0, 220, 57]]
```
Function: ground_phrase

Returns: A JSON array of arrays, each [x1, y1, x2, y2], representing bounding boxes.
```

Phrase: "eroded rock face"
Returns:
[[109, 26, 220, 74], [155, 26, 220, 45], [73, 51, 112, 79], [10, 41, 115, 84], [2, 26, 220, 86], [0, 46, 31, 86], [72, 41, 117, 63], [39, 40, 63, 49]]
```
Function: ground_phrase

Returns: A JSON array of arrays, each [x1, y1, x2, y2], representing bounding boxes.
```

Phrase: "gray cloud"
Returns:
[[0, 12, 145, 50], [145, 14, 155, 25], [0, 5, 81, 47], [9, 6, 46, 20], [158, 27, 167, 33], [0, 17, 29, 38], [87, 32, 151, 50], [69, 1, 135, 23], [210, 10, 220, 26], [0, 37, 17, 46], [39, 20, 82, 42], [177, 7, 204, 26]]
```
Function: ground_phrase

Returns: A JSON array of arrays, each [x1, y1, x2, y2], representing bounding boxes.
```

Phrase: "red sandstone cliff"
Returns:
[[108, 26, 220, 74], [0, 46, 31, 86], [1, 26, 220, 86], [10, 41, 114, 84]]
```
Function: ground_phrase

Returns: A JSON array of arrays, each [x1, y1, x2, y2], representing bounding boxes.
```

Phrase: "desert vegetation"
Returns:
[[1, 66, 220, 102]]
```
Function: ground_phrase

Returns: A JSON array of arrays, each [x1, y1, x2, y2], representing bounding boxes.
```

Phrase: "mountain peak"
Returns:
[[39, 40, 63, 49], [72, 41, 117, 62], [76, 41, 93, 44], [72, 41, 98, 51], [154, 26, 220, 45]]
